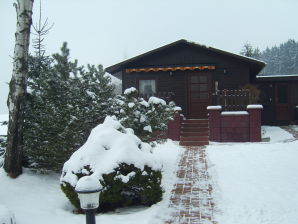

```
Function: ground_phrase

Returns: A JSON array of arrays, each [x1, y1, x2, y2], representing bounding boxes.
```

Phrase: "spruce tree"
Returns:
[[24, 43, 115, 172]]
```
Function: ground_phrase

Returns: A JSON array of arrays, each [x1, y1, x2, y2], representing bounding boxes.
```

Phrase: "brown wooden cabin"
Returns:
[[255, 75, 298, 125], [105, 39, 265, 119]]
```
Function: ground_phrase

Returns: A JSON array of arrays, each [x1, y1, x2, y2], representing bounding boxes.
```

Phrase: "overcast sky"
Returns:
[[1, 0, 298, 114]]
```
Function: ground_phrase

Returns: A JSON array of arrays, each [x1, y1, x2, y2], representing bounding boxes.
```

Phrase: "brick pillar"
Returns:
[[168, 111, 183, 141], [247, 105, 263, 142], [207, 106, 222, 142]]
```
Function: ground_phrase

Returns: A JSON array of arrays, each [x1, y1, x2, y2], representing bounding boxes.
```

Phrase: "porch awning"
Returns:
[[126, 65, 215, 73]]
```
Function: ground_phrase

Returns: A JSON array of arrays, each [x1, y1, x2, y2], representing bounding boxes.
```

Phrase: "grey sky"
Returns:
[[1, 0, 298, 114]]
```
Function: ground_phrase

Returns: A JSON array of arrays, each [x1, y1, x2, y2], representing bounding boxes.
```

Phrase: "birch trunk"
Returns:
[[4, 0, 34, 177]]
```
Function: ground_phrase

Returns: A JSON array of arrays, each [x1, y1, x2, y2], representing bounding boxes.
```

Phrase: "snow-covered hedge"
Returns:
[[60, 116, 163, 212], [0, 205, 16, 224], [110, 87, 175, 144]]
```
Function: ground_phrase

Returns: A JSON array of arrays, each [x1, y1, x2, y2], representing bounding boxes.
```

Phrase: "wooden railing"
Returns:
[[139, 92, 175, 103], [213, 89, 250, 111]]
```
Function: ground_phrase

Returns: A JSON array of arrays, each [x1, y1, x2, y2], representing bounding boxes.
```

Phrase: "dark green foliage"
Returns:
[[260, 39, 298, 75], [110, 88, 175, 143], [24, 43, 115, 172], [240, 39, 298, 75], [61, 163, 163, 213]]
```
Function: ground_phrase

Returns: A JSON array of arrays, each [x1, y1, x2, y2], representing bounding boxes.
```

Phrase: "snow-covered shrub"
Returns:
[[60, 116, 163, 213], [109, 87, 175, 143], [24, 43, 115, 172], [0, 205, 16, 224]]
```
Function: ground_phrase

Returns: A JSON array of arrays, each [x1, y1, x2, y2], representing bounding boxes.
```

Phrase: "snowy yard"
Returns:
[[0, 139, 183, 224], [208, 126, 298, 224], [1, 120, 298, 224]]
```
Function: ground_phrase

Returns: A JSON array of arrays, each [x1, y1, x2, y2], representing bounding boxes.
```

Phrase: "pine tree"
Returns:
[[24, 43, 115, 172]]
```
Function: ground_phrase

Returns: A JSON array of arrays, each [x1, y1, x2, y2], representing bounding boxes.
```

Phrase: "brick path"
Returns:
[[165, 146, 216, 224]]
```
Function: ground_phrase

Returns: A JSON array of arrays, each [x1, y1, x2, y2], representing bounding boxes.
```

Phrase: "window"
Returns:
[[139, 80, 156, 95]]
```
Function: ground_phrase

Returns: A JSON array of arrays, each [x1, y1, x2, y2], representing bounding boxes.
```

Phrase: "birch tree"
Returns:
[[4, 0, 34, 177]]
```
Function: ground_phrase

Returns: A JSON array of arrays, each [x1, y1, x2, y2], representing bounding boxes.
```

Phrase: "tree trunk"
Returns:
[[4, 0, 34, 177]]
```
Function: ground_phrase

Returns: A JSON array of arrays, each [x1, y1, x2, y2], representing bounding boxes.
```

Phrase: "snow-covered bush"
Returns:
[[60, 116, 163, 213], [0, 205, 16, 224], [109, 87, 175, 143]]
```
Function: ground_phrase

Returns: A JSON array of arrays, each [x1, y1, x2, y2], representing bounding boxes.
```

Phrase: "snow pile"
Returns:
[[75, 176, 102, 192], [208, 130, 298, 224], [148, 97, 166, 106], [124, 87, 137, 95], [0, 205, 16, 224], [262, 126, 294, 142], [60, 116, 161, 187]]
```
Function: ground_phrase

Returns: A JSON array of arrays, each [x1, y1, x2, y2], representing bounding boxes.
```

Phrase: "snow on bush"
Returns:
[[60, 116, 163, 212], [0, 205, 16, 224], [110, 88, 175, 143]]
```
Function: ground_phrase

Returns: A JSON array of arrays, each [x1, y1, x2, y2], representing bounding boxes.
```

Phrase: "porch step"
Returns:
[[181, 123, 209, 128], [182, 119, 209, 124], [180, 141, 209, 146], [180, 119, 209, 146], [180, 136, 209, 141], [181, 127, 209, 132]]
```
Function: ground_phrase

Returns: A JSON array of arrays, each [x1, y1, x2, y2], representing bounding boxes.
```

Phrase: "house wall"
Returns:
[[122, 44, 251, 117], [257, 81, 298, 124]]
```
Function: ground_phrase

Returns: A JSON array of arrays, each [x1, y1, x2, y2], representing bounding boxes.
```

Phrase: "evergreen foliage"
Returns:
[[260, 39, 298, 75], [240, 39, 298, 75], [109, 88, 175, 143], [61, 163, 163, 213], [24, 43, 115, 172], [240, 42, 261, 59]]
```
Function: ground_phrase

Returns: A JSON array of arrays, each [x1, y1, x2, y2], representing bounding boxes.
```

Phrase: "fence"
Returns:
[[213, 89, 250, 111]]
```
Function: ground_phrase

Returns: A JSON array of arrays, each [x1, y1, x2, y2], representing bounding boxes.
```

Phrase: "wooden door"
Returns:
[[275, 83, 291, 121], [188, 72, 212, 118]]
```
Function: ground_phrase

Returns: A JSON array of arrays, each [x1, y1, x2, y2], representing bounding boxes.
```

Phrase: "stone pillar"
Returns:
[[207, 106, 222, 142], [247, 105, 263, 142], [168, 111, 183, 141]]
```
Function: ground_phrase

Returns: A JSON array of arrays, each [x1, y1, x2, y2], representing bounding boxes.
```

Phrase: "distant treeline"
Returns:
[[240, 39, 298, 75]]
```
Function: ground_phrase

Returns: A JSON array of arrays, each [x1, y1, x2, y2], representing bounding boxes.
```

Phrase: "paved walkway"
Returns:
[[166, 146, 216, 224]]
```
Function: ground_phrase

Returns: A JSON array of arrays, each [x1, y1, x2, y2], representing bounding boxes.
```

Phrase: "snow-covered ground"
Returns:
[[1, 123, 298, 224], [0, 140, 183, 224], [0, 114, 8, 135], [208, 126, 298, 224]]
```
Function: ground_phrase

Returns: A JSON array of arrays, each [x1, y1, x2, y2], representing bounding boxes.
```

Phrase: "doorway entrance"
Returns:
[[188, 72, 212, 119]]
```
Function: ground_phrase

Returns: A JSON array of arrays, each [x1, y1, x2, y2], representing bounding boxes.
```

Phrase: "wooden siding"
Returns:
[[121, 44, 251, 117]]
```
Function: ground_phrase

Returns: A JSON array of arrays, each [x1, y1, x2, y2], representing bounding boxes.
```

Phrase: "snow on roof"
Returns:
[[257, 74, 298, 78], [60, 116, 162, 187]]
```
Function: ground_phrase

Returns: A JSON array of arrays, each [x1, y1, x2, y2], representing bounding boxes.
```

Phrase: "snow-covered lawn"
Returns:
[[1, 122, 298, 224], [0, 140, 183, 224], [208, 126, 298, 224]]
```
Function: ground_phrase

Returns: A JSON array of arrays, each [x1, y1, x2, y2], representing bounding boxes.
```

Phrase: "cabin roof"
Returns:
[[105, 39, 266, 75], [256, 74, 298, 82]]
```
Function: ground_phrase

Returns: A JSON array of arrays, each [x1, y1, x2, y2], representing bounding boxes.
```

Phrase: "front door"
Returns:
[[188, 72, 212, 118], [275, 83, 291, 121]]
